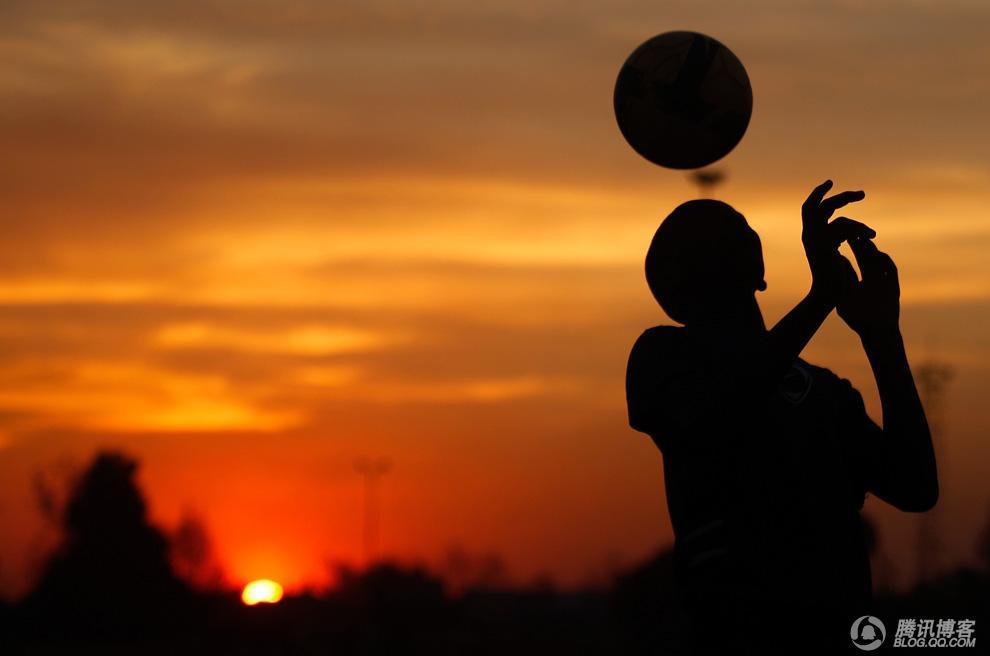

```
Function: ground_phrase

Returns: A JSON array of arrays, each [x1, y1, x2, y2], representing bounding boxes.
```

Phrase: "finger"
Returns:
[[819, 190, 866, 220], [848, 236, 886, 281], [835, 253, 859, 291], [828, 253, 860, 308], [801, 180, 832, 215], [827, 217, 877, 248], [802, 179, 834, 215], [877, 251, 900, 295]]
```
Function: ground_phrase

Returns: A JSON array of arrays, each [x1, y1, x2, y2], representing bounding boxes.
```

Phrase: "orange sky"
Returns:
[[1, 0, 989, 598]]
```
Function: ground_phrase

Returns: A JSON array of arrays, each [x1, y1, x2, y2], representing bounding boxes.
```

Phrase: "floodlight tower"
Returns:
[[354, 456, 392, 567], [914, 354, 953, 584]]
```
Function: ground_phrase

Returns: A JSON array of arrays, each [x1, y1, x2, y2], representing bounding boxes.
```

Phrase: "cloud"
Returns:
[[0, 0, 989, 594], [153, 321, 397, 355], [0, 358, 299, 432]]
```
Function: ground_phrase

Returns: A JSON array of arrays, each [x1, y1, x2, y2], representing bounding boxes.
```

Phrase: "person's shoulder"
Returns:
[[798, 359, 848, 383], [628, 325, 689, 379], [626, 325, 688, 436], [796, 359, 863, 399], [796, 359, 836, 379], [631, 325, 685, 353]]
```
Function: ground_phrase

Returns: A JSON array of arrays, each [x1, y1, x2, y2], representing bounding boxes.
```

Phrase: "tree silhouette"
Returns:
[[21, 451, 191, 638], [172, 511, 226, 590]]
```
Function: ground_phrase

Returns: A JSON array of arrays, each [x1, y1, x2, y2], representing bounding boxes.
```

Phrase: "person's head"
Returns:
[[645, 199, 766, 325]]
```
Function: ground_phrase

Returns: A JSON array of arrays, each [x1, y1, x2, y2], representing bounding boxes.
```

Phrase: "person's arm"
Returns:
[[765, 287, 834, 380], [838, 237, 938, 512], [764, 180, 874, 380]]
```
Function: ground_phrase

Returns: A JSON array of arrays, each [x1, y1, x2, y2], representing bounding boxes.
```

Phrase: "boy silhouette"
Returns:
[[626, 181, 937, 653]]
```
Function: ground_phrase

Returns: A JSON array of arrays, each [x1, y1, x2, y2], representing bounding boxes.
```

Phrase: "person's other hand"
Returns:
[[837, 237, 901, 339], [801, 180, 874, 304]]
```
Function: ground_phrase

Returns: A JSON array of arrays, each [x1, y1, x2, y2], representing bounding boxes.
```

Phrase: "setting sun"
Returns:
[[241, 579, 284, 606]]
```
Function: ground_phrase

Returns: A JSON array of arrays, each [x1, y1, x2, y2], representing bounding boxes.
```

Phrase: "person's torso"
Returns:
[[628, 326, 871, 605]]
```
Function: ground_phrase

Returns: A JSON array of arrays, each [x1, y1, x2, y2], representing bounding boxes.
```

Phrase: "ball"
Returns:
[[614, 31, 753, 170]]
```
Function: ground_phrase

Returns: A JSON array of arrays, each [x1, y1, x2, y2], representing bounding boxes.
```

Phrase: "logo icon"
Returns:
[[851, 615, 887, 651]]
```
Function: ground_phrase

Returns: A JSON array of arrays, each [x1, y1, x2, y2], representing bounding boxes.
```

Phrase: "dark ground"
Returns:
[[1, 450, 986, 655]]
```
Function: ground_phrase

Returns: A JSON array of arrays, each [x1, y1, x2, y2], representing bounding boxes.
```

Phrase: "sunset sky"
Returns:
[[1, 0, 989, 598]]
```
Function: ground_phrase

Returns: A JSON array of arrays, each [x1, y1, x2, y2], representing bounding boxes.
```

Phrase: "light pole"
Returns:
[[354, 456, 391, 567]]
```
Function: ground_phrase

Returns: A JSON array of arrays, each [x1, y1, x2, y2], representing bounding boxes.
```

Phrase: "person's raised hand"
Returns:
[[837, 237, 901, 339], [801, 180, 874, 304]]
